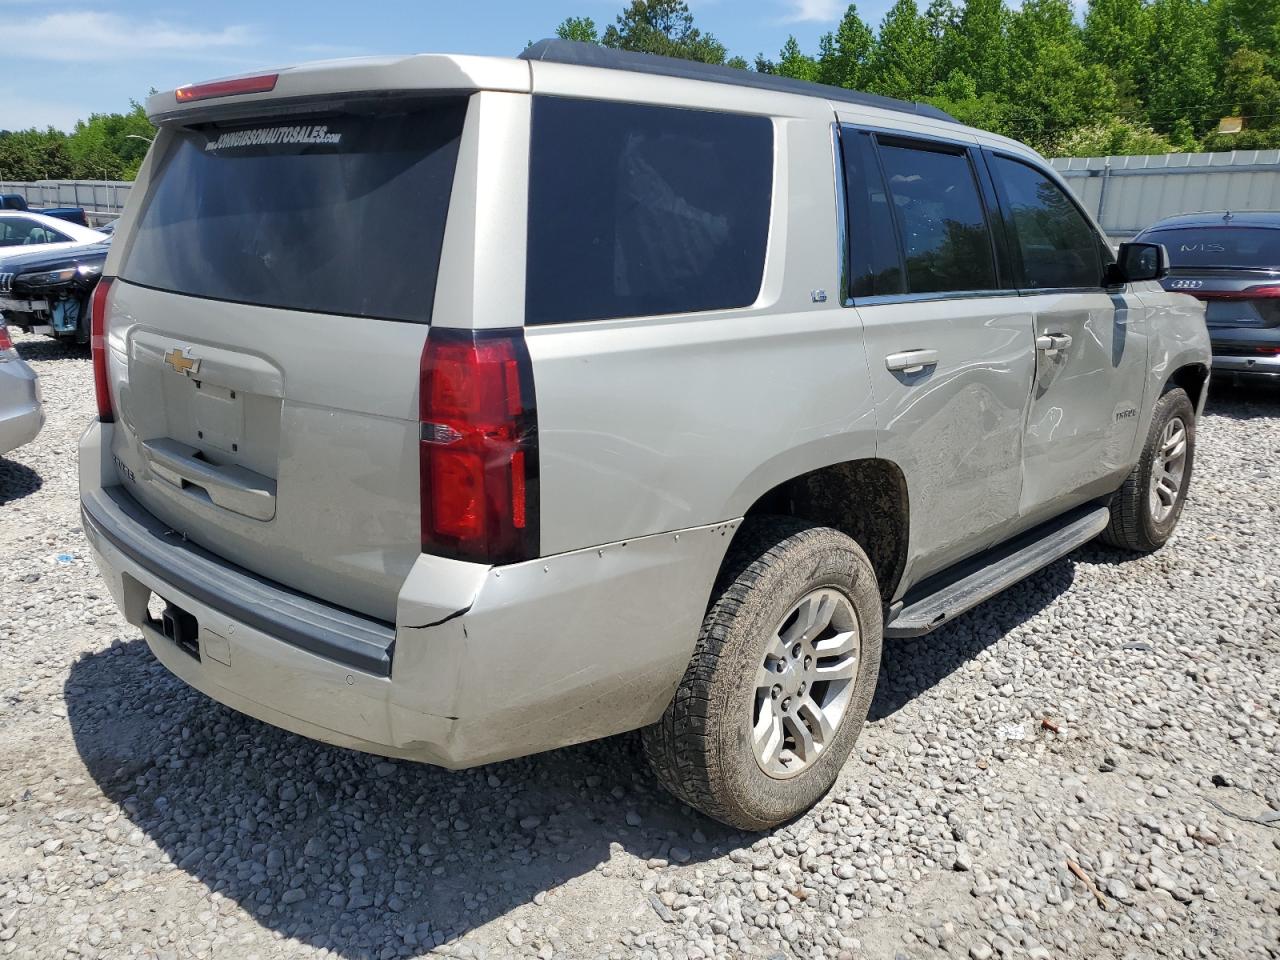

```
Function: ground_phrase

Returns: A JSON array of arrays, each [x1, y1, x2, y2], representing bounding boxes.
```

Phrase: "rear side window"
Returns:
[[1, 218, 69, 246], [122, 101, 467, 322], [841, 129, 903, 298], [526, 97, 773, 325], [1140, 226, 1280, 269], [877, 142, 997, 295], [990, 155, 1103, 289]]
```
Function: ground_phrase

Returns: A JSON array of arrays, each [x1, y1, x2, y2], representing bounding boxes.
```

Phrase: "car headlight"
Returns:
[[77, 263, 103, 277], [22, 268, 77, 285]]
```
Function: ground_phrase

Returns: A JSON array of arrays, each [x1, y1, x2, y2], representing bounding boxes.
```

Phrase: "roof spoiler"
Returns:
[[520, 39, 957, 124]]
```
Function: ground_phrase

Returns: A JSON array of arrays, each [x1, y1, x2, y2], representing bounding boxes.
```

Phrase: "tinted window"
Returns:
[[1141, 226, 1280, 269], [122, 102, 466, 321], [842, 129, 903, 298], [877, 142, 996, 294], [0, 218, 69, 247], [526, 97, 773, 325], [991, 156, 1102, 289]]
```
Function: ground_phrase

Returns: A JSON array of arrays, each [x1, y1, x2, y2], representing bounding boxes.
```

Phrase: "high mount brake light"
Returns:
[[418, 327, 539, 565], [90, 277, 115, 422], [175, 74, 279, 103]]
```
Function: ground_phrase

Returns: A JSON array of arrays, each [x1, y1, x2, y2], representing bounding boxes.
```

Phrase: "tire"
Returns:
[[1101, 386, 1196, 552], [643, 516, 882, 830]]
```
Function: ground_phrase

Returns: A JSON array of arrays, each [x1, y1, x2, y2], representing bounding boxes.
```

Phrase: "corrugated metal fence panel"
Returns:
[[1050, 151, 1280, 240], [0, 180, 132, 226]]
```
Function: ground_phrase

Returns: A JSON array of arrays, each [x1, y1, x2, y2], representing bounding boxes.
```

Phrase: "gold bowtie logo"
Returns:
[[164, 348, 200, 377]]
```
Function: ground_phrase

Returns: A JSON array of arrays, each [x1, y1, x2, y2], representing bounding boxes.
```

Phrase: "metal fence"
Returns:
[[6, 150, 1280, 240], [1050, 150, 1280, 241], [0, 180, 131, 227]]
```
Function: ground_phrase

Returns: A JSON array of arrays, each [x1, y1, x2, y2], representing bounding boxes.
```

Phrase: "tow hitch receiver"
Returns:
[[148, 597, 201, 661]]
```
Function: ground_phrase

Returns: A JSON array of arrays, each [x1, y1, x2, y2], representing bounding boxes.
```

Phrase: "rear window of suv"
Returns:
[[526, 97, 773, 325], [1140, 226, 1280, 270], [121, 101, 466, 322]]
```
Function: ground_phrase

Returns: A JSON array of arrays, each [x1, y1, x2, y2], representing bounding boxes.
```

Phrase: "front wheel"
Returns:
[[1101, 387, 1196, 552], [642, 517, 882, 830]]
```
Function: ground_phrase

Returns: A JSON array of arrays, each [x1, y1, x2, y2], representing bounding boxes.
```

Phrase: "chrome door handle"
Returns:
[[1036, 333, 1073, 354], [885, 349, 939, 374]]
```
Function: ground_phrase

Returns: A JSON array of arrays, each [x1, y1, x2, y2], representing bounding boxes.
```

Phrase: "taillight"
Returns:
[[0, 324, 12, 353], [90, 277, 115, 422], [1196, 285, 1280, 300], [419, 327, 538, 565], [175, 73, 278, 103]]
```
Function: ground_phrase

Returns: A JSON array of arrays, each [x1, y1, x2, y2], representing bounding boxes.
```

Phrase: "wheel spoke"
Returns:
[[813, 653, 858, 682], [796, 697, 834, 746], [813, 625, 858, 659], [753, 700, 784, 766], [1163, 435, 1186, 460], [1156, 473, 1179, 505], [784, 712, 818, 763]]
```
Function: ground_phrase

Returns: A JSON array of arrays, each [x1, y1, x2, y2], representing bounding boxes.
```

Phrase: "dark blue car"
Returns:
[[1136, 211, 1280, 384]]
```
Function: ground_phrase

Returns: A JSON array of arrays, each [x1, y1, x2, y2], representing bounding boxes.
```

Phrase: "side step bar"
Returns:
[[885, 505, 1111, 638]]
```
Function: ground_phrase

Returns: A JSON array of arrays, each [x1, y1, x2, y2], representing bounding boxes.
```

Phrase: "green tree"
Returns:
[[0, 128, 73, 181], [602, 0, 729, 64], [555, 16, 600, 43], [867, 0, 935, 100], [924, 0, 961, 79], [1218, 0, 1279, 59], [776, 35, 820, 81], [1002, 0, 1116, 148], [1201, 45, 1280, 149], [1082, 0, 1150, 104], [65, 101, 156, 180], [1049, 118, 1177, 157], [815, 4, 876, 90], [1144, 0, 1219, 136], [951, 0, 1009, 94]]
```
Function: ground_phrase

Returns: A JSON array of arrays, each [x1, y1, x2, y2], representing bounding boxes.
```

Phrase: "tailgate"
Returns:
[[104, 100, 468, 620]]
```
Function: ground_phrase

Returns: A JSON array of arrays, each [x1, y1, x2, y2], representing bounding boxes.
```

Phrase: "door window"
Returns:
[[876, 142, 997, 295], [841, 129, 903, 298], [991, 155, 1104, 290], [526, 97, 773, 325], [0, 218, 69, 247]]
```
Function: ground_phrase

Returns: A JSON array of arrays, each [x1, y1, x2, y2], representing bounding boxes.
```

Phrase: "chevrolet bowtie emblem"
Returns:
[[164, 348, 201, 377]]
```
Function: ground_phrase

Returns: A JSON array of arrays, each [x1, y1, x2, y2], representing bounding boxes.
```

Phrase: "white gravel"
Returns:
[[1, 329, 1278, 960]]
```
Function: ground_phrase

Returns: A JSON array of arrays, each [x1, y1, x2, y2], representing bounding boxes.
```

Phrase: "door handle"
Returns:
[[1036, 333, 1073, 354], [885, 349, 939, 374]]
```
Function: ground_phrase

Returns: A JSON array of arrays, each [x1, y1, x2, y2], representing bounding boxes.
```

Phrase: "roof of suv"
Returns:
[[519, 39, 957, 124]]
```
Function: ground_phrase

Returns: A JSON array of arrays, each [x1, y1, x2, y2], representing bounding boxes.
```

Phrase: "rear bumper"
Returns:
[[0, 358, 44, 456], [1211, 353, 1280, 378], [79, 421, 733, 767]]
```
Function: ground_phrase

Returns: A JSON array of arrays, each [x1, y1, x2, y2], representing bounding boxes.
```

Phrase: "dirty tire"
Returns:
[[1102, 386, 1196, 552], [642, 516, 882, 830]]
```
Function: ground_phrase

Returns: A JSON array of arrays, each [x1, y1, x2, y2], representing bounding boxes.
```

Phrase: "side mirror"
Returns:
[[1109, 242, 1169, 284]]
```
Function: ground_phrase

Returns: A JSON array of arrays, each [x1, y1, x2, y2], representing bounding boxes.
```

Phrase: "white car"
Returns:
[[0, 211, 107, 264], [0, 320, 43, 456]]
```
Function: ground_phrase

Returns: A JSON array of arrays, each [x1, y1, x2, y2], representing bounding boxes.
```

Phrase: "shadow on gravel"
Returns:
[[0, 457, 42, 505], [870, 557, 1076, 721], [1204, 378, 1279, 421], [65, 640, 742, 956], [15, 338, 86, 361]]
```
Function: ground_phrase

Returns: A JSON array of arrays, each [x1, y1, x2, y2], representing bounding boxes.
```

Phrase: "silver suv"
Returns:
[[80, 41, 1211, 829]]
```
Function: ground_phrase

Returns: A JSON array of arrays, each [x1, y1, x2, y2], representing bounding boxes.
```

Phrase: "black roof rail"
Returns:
[[520, 39, 958, 124]]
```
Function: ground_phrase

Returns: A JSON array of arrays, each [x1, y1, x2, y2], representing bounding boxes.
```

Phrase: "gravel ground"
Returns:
[[1, 330, 1278, 960]]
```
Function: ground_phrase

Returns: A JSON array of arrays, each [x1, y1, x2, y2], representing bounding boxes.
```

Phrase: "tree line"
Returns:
[[557, 0, 1280, 155], [0, 102, 155, 182], [2, 0, 1275, 181]]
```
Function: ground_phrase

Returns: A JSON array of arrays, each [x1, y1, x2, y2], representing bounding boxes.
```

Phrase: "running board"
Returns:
[[885, 505, 1111, 638]]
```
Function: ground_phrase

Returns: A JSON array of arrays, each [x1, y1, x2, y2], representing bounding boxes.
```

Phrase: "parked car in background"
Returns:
[[0, 193, 89, 228], [0, 235, 110, 344], [1136, 211, 1280, 383], [81, 42, 1210, 830], [0, 320, 43, 456], [0, 212, 107, 264]]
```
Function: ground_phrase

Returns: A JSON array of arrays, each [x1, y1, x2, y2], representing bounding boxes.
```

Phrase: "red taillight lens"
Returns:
[[419, 327, 538, 565], [90, 277, 115, 422], [175, 73, 278, 103], [0, 324, 12, 352]]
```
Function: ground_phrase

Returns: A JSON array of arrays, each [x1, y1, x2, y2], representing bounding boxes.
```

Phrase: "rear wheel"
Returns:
[[643, 517, 882, 830], [1102, 387, 1196, 552]]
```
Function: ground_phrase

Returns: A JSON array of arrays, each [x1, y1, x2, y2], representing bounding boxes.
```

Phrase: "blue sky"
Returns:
[[2, 0, 903, 132]]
